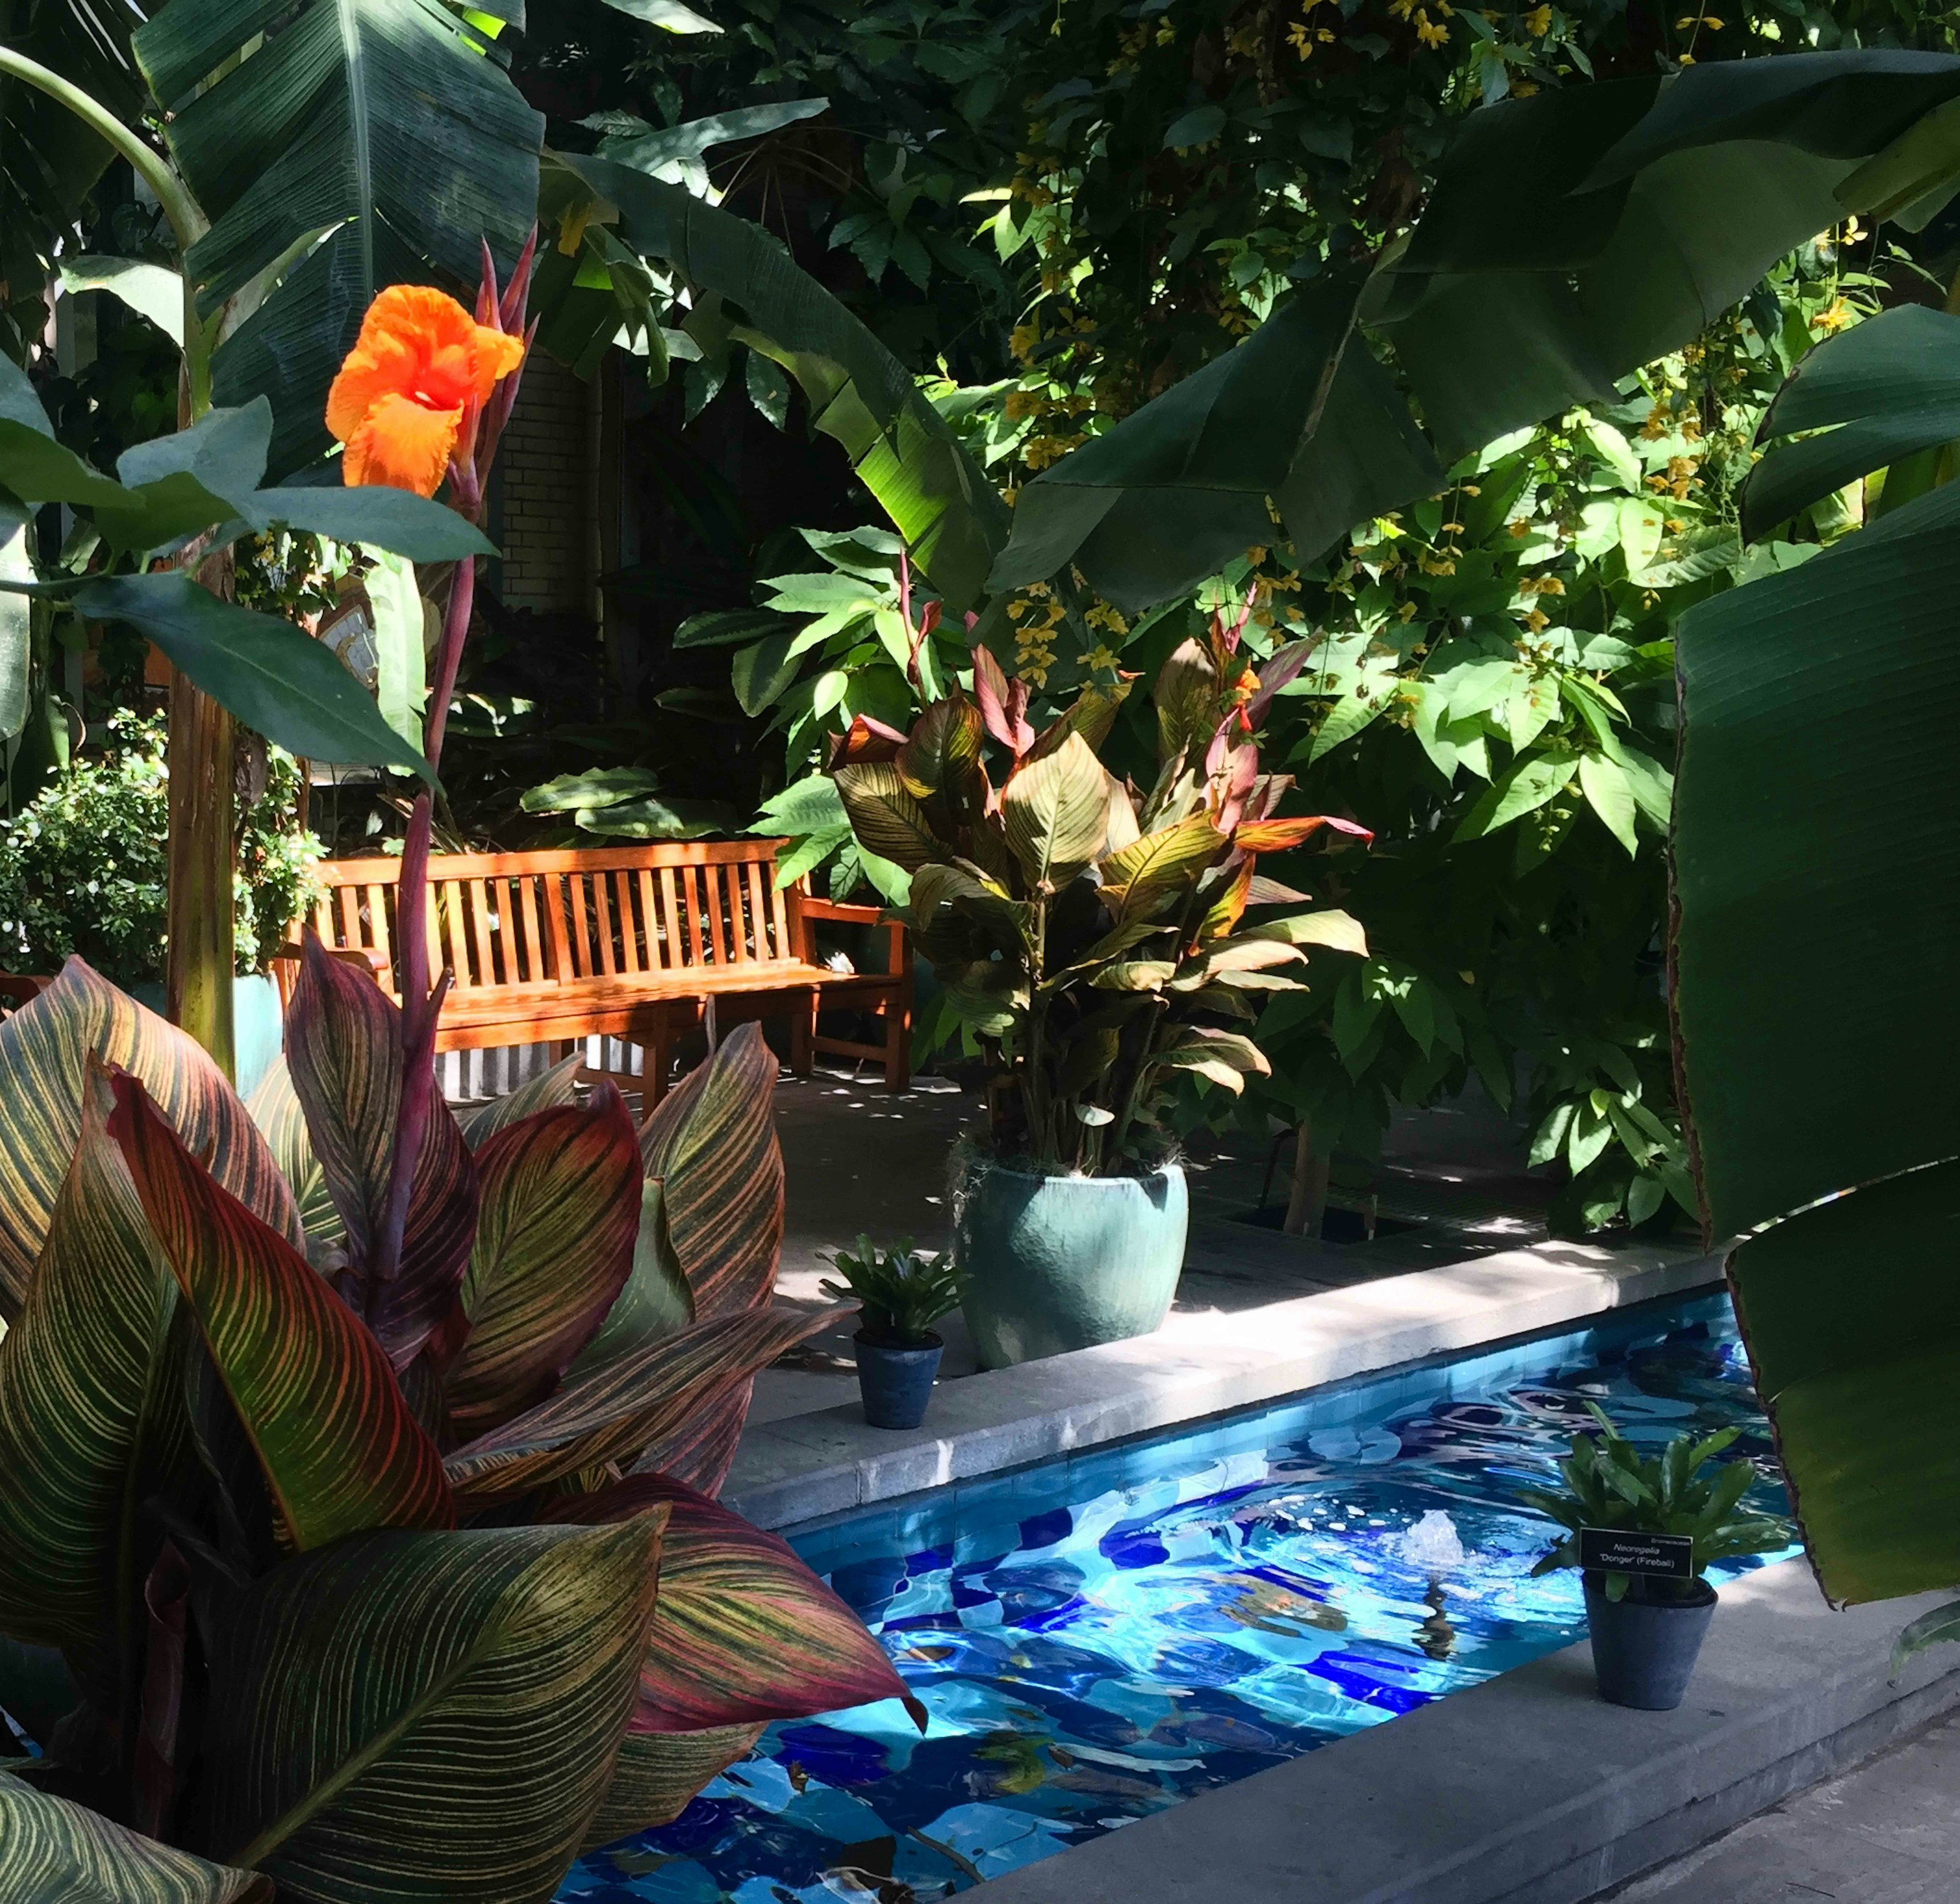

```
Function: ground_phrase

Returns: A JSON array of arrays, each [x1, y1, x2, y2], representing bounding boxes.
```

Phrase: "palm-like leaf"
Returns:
[[131, 0, 544, 473], [579, 1725, 765, 1851]]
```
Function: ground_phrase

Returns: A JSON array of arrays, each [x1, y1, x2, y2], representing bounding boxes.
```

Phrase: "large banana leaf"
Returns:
[[0, 1773, 271, 1904], [0, 1, 149, 328], [0, 960, 298, 1322], [994, 52, 1960, 607], [559, 154, 1007, 615], [1673, 469, 1960, 1606], [543, 1476, 921, 1734], [1738, 304, 1960, 541], [445, 1090, 643, 1436], [283, 939, 478, 1370], [0, 1071, 174, 1690], [109, 1073, 457, 1550], [132, 0, 544, 474], [196, 1516, 665, 1902]]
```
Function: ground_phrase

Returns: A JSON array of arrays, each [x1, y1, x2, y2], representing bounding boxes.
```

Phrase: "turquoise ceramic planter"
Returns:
[[954, 1158, 1187, 1368], [132, 973, 283, 1101]]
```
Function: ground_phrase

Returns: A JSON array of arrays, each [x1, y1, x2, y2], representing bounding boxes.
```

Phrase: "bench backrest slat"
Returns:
[[310, 840, 796, 992]]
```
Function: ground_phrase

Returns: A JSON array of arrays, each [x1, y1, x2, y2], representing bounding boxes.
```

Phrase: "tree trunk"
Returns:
[[164, 546, 235, 1077], [1283, 1117, 1329, 1238]]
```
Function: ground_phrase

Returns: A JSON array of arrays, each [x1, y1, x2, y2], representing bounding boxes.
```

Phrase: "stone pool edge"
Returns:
[[724, 1237, 1721, 1532], [967, 1560, 1960, 1904]]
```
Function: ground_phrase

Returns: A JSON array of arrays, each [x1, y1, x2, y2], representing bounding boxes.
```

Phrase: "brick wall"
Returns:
[[495, 352, 594, 615]]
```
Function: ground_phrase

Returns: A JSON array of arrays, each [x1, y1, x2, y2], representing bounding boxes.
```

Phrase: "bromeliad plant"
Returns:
[[829, 593, 1370, 1175], [818, 1237, 966, 1348], [0, 960, 914, 1899], [1522, 1406, 1794, 1604]]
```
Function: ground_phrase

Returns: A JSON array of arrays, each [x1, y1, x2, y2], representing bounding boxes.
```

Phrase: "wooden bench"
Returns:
[[285, 839, 911, 1102]]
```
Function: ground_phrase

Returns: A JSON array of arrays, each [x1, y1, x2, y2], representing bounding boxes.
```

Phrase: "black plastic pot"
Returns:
[[853, 1330, 944, 1430], [1584, 1574, 1718, 1711]]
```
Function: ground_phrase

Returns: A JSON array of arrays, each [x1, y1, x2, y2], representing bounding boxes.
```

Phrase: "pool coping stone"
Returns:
[[725, 1237, 1721, 1532], [967, 1560, 1960, 1904]]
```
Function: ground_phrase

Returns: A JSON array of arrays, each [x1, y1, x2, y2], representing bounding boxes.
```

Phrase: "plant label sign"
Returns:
[[1580, 1528, 1695, 1578]]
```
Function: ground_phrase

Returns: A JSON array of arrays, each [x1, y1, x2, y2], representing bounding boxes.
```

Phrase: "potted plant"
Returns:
[[827, 591, 1368, 1366], [1523, 1404, 1794, 1711], [819, 1235, 966, 1428]]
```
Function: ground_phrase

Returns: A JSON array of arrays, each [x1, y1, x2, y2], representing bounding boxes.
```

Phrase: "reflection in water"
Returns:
[[561, 1295, 1794, 1904]]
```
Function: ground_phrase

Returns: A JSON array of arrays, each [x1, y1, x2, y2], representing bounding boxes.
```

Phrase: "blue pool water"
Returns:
[[562, 1292, 1796, 1903]]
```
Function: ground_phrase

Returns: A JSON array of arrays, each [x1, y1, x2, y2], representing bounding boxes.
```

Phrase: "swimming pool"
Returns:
[[562, 1290, 1795, 1904]]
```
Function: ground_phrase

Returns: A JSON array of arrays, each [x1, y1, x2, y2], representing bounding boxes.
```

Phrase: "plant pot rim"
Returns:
[[1584, 1572, 1719, 1610], [958, 1157, 1185, 1187], [853, 1327, 945, 1353]]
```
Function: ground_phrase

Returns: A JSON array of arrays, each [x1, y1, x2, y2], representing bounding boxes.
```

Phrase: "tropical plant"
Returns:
[[0, 711, 321, 987], [969, 50, 1960, 1619], [818, 1235, 965, 1345], [0, 0, 545, 1065], [0, 961, 913, 1897], [829, 592, 1369, 1174], [1521, 1405, 1792, 1603], [1671, 294, 1960, 1647]]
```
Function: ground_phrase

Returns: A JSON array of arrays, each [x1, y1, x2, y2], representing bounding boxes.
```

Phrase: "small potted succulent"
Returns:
[[1523, 1404, 1794, 1711], [820, 1236, 966, 1429], [826, 590, 1369, 1366]]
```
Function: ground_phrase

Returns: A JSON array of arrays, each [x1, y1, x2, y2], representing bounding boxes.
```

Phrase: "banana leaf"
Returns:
[[559, 153, 1007, 615], [133, 0, 544, 475], [1673, 471, 1960, 1606], [995, 52, 1960, 608], [0, 1773, 270, 1904]]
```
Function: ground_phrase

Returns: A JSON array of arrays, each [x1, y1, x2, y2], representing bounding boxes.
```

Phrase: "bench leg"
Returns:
[[645, 1025, 674, 1109], [790, 987, 816, 1078], [883, 983, 912, 1093]]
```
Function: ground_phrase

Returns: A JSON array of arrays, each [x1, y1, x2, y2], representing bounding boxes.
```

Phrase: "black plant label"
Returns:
[[1579, 1527, 1695, 1578]]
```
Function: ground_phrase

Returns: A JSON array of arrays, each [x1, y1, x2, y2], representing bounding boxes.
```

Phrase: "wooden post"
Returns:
[[164, 543, 236, 1077], [1283, 1116, 1330, 1238]]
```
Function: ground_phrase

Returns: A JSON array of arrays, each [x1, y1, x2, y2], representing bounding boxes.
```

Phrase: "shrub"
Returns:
[[0, 712, 320, 986]]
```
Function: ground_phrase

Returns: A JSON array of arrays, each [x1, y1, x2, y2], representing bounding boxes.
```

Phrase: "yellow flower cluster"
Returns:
[[1084, 599, 1130, 635], [1021, 432, 1086, 471], [1523, 4, 1552, 33], [1517, 573, 1565, 597], [1009, 589, 1067, 686], [1645, 455, 1700, 502], [1081, 642, 1123, 672]]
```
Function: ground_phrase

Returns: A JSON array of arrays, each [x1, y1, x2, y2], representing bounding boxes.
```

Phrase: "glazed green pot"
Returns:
[[953, 1157, 1188, 1368]]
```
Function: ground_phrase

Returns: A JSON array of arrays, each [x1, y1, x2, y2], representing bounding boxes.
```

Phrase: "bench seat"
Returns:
[[290, 840, 911, 1101]]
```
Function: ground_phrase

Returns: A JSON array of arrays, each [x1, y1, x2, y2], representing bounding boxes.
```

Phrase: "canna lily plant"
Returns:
[[829, 593, 1371, 1174], [0, 957, 912, 1900]]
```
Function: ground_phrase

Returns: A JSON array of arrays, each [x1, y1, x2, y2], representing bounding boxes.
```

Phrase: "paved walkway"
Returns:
[[1605, 1708, 1960, 1902]]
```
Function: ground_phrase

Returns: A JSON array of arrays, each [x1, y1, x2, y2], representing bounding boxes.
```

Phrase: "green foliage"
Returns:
[[818, 1234, 966, 1344], [0, 712, 319, 985], [829, 599, 1366, 1173], [0, 970, 910, 1894], [1520, 1404, 1793, 1603]]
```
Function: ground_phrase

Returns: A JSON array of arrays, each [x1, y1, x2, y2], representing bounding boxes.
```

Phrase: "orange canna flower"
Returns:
[[327, 285, 526, 496]]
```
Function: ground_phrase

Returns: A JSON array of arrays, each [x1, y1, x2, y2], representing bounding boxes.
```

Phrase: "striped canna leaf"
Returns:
[[108, 1073, 456, 1550], [246, 1055, 341, 1248], [541, 1475, 922, 1734], [283, 936, 478, 1368], [0, 958, 298, 1322], [579, 1724, 764, 1852], [0, 1773, 271, 1903], [443, 1303, 844, 1504], [196, 1515, 666, 1903], [639, 1023, 783, 1320], [443, 1087, 643, 1437], [0, 1067, 178, 1688]]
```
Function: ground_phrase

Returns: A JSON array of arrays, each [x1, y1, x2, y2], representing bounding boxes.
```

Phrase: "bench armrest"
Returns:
[[789, 888, 910, 978]]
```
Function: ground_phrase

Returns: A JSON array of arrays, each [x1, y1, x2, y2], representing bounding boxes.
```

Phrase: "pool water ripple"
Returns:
[[561, 1292, 1795, 1904]]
